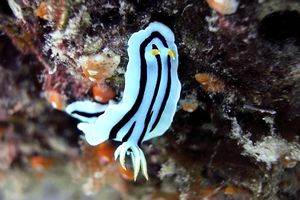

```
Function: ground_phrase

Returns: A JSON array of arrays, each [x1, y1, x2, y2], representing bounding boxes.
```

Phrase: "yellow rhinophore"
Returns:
[[151, 49, 160, 56], [168, 49, 175, 60]]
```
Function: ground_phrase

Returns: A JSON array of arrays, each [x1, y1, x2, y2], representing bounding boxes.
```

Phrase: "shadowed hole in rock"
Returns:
[[260, 10, 300, 42], [148, 12, 176, 29], [0, 0, 14, 16]]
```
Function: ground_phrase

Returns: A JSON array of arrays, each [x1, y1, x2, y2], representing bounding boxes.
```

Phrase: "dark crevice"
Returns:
[[0, 0, 14, 16], [260, 10, 300, 43]]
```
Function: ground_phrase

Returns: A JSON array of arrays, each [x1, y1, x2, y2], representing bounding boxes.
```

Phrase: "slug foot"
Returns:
[[114, 142, 148, 181]]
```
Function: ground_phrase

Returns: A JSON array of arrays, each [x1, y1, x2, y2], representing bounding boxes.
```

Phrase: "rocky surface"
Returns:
[[0, 0, 299, 199]]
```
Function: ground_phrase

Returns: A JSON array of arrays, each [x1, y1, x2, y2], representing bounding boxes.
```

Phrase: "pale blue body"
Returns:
[[66, 22, 181, 180]]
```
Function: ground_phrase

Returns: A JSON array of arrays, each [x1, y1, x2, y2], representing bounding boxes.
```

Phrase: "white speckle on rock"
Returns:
[[7, 0, 24, 20], [228, 116, 300, 168], [205, 11, 219, 32], [158, 159, 176, 179]]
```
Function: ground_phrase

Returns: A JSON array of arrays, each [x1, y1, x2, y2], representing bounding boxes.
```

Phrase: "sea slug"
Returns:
[[66, 21, 181, 180]]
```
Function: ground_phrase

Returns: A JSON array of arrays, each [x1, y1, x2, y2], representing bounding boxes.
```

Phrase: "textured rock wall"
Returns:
[[0, 0, 299, 199]]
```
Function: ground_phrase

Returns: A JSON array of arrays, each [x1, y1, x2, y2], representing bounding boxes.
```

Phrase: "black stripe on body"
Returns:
[[108, 32, 168, 140], [137, 44, 162, 145], [122, 122, 136, 142], [149, 55, 172, 132], [71, 111, 104, 118]]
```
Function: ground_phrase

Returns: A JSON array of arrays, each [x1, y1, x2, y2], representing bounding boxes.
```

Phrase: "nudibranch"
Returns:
[[66, 21, 181, 180]]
